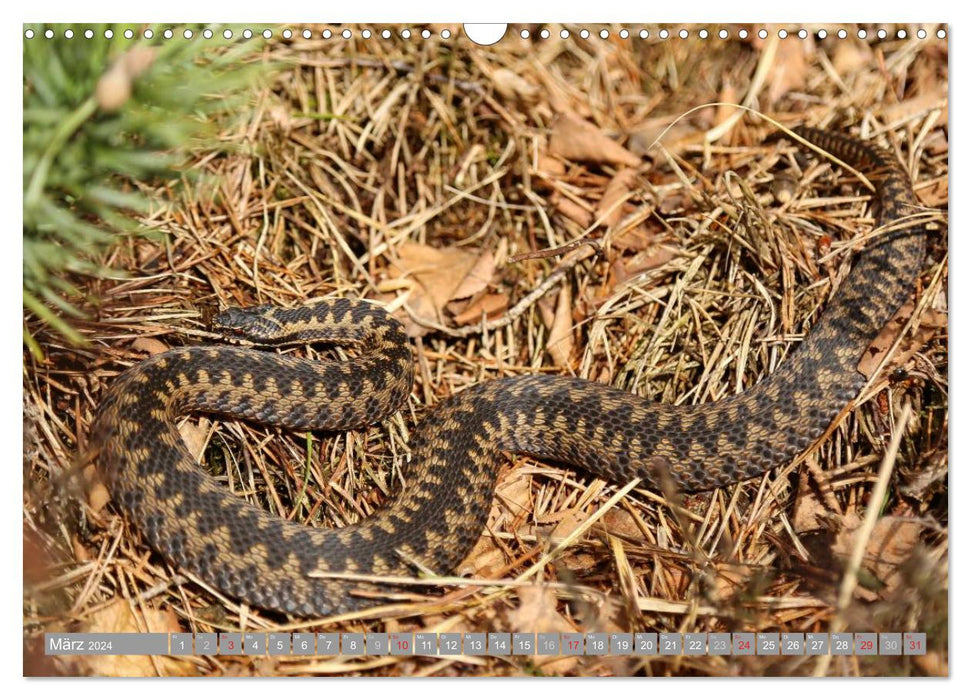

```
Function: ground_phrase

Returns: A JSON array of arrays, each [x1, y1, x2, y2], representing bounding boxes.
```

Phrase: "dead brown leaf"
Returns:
[[450, 246, 498, 301], [792, 457, 842, 532], [490, 67, 540, 102], [857, 301, 947, 379], [507, 589, 570, 628], [388, 241, 480, 334], [131, 338, 169, 356], [612, 225, 656, 253], [619, 244, 678, 278], [550, 508, 587, 542], [766, 38, 808, 104], [459, 471, 534, 576], [80, 598, 188, 676], [919, 173, 948, 207], [831, 40, 873, 76], [711, 562, 753, 603], [596, 170, 656, 252], [86, 471, 111, 514], [626, 115, 699, 158], [834, 513, 924, 598], [457, 533, 506, 577], [452, 292, 509, 325], [551, 191, 593, 227], [535, 153, 567, 177], [588, 594, 625, 633], [561, 550, 599, 572], [178, 417, 211, 462], [792, 470, 828, 533], [548, 112, 640, 167], [505, 585, 579, 674], [494, 471, 534, 525], [596, 169, 637, 228], [602, 508, 643, 540]]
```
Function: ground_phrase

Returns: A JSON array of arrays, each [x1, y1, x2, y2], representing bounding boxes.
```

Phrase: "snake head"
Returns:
[[211, 305, 285, 344]]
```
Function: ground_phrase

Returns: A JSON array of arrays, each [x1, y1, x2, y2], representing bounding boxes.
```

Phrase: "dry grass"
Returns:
[[23, 23, 948, 677]]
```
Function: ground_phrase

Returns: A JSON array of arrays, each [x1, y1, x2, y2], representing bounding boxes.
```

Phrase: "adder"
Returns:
[[91, 126, 926, 616]]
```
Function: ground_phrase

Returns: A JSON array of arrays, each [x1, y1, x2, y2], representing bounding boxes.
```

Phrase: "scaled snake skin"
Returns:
[[91, 127, 927, 616]]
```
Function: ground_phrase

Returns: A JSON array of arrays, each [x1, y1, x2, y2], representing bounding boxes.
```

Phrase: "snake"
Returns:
[[90, 127, 926, 617]]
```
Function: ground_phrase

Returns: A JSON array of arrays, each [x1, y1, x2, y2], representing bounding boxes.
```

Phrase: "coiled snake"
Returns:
[[91, 127, 926, 617]]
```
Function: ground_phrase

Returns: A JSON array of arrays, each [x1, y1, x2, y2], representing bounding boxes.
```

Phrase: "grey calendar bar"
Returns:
[[45, 633, 168, 656], [41, 631, 929, 657]]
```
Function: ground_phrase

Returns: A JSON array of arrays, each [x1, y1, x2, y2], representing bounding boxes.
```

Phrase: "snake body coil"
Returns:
[[92, 128, 926, 616]]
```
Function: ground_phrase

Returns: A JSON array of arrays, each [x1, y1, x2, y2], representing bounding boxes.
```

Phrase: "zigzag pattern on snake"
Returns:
[[90, 127, 927, 616]]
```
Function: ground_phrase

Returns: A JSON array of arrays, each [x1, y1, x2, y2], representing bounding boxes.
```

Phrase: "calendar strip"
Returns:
[[44, 632, 926, 657]]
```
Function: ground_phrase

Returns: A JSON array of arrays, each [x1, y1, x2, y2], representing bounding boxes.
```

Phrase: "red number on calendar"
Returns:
[[861, 640, 873, 651], [737, 640, 751, 651]]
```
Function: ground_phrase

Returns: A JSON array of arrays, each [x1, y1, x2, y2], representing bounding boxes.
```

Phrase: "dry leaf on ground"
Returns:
[[599, 243, 677, 297], [178, 417, 211, 462], [596, 169, 638, 228], [834, 513, 923, 599], [489, 67, 540, 102], [505, 585, 579, 674], [79, 599, 189, 676], [131, 338, 169, 356], [387, 241, 480, 334], [626, 115, 699, 158], [546, 284, 575, 368], [765, 37, 808, 104], [493, 470, 534, 528], [85, 467, 111, 514], [711, 563, 754, 603], [550, 508, 588, 542], [551, 191, 593, 227], [879, 90, 948, 127], [534, 152, 567, 177], [452, 292, 509, 325], [595, 168, 656, 253], [831, 40, 873, 76], [548, 112, 640, 167], [792, 470, 829, 533], [611, 225, 656, 253], [450, 246, 498, 301], [858, 301, 947, 379], [457, 533, 506, 577], [602, 508, 644, 540]]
